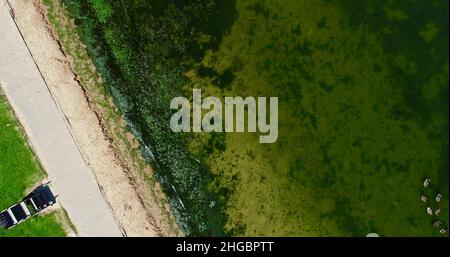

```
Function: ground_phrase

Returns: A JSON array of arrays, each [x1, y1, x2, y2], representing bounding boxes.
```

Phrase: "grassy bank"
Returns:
[[44, 0, 234, 236], [0, 91, 67, 237], [43, 0, 182, 236]]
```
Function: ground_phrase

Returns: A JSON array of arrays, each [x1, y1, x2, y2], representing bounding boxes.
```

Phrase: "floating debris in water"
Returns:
[[143, 145, 156, 162], [172, 185, 186, 209], [440, 228, 448, 234]]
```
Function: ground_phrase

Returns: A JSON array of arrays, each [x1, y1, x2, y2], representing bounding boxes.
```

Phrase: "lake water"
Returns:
[[183, 0, 449, 236]]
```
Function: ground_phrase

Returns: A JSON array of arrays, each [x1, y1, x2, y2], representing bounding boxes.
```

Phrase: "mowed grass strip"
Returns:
[[0, 92, 66, 237]]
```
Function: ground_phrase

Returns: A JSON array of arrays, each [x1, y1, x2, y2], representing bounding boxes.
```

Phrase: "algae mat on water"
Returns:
[[185, 0, 448, 236]]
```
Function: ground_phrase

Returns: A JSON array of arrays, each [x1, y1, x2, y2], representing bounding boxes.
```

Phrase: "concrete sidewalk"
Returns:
[[0, 1, 122, 236]]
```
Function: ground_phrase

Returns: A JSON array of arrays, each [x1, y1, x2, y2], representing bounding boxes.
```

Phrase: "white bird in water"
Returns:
[[423, 178, 431, 188], [433, 220, 441, 228], [421, 195, 428, 203], [436, 193, 442, 203], [435, 208, 440, 216], [427, 207, 433, 215]]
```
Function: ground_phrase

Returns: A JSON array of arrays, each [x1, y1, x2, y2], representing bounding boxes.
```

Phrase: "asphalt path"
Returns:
[[0, 0, 123, 236]]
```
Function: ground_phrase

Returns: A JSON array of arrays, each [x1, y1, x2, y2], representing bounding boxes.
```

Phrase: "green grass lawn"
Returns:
[[0, 91, 67, 237]]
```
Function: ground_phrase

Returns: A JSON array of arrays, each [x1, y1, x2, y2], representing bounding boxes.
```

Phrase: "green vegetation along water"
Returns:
[[52, 0, 448, 236], [0, 93, 67, 237]]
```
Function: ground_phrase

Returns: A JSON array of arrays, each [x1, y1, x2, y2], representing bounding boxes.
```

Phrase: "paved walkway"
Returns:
[[0, 0, 123, 236]]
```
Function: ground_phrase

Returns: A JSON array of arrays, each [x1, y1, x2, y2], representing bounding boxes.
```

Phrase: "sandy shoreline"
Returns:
[[7, 0, 181, 236]]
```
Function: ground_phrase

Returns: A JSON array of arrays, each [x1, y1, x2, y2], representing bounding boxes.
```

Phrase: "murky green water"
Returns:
[[185, 0, 449, 236]]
